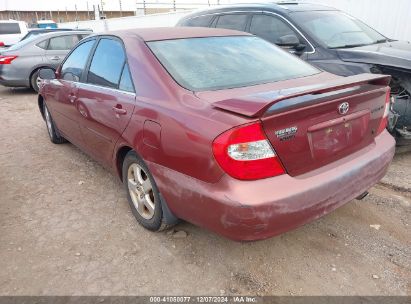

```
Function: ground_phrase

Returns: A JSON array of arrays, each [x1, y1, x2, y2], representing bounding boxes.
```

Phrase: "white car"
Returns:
[[0, 20, 28, 47]]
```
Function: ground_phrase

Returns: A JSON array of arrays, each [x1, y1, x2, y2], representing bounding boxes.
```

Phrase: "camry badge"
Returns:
[[338, 102, 349, 115], [275, 126, 298, 141]]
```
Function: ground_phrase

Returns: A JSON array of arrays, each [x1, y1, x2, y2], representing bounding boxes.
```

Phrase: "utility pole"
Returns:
[[100, 0, 105, 17], [96, 4, 101, 20], [87, 2, 90, 20], [119, 0, 123, 17]]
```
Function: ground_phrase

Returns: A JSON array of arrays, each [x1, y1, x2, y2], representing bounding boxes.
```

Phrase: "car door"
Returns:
[[46, 38, 97, 146], [44, 34, 82, 68], [75, 37, 135, 167], [249, 13, 313, 59]]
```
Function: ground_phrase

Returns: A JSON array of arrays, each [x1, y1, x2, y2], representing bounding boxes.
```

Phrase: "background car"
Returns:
[[177, 2, 411, 144], [0, 30, 91, 92], [38, 28, 394, 241], [0, 20, 28, 47], [36, 20, 57, 29], [20, 28, 91, 42]]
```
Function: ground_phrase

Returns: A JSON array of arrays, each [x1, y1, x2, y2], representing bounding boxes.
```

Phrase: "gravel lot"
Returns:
[[0, 86, 410, 296]]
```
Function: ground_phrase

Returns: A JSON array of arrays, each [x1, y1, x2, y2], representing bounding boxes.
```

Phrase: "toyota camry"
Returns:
[[38, 28, 395, 241]]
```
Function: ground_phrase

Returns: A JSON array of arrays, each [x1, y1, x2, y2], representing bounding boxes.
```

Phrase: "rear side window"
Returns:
[[36, 39, 48, 49], [78, 34, 89, 40], [48, 35, 81, 50], [215, 14, 248, 31], [87, 38, 126, 89], [119, 64, 134, 93], [0, 23, 21, 34], [250, 15, 297, 44], [61, 39, 95, 81], [183, 15, 214, 27]]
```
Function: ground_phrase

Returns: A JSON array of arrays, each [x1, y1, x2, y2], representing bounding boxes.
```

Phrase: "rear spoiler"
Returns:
[[212, 74, 391, 118]]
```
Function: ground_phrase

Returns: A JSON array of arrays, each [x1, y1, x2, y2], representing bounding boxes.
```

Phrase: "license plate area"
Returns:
[[307, 110, 370, 160]]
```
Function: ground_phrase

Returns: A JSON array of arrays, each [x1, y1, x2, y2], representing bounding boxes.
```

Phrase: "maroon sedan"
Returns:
[[38, 28, 395, 241]]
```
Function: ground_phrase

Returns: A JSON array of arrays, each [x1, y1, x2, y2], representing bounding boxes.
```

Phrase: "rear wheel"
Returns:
[[43, 103, 66, 144], [30, 69, 42, 93], [122, 151, 175, 231]]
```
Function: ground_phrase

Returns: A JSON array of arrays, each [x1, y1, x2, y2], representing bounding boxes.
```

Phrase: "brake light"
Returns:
[[377, 88, 391, 134], [212, 122, 285, 180], [0, 55, 17, 64], [0, 42, 5, 47]]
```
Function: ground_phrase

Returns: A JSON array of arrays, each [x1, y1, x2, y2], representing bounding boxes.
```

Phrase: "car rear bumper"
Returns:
[[0, 65, 30, 87], [148, 131, 395, 241]]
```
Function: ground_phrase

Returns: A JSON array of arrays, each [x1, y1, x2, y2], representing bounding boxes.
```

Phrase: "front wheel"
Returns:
[[43, 103, 67, 144], [122, 151, 176, 231]]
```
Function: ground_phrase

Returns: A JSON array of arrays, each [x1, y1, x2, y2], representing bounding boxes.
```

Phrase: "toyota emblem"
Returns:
[[338, 102, 349, 115]]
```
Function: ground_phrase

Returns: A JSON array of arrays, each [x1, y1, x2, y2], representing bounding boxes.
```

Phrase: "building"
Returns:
[[0, 0, 136, 26]]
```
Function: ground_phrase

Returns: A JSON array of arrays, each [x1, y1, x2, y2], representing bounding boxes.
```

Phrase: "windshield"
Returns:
[[291, 11, 386, 48], [148, 36, 320, 91]]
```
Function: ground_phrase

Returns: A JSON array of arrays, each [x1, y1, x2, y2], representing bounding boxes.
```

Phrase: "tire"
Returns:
[[30, 69, 41, 93], [43, 103, 67, 144], [122, 151, 176, 231]]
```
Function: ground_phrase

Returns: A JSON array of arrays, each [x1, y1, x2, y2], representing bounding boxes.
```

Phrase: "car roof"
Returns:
[[103, 27, 252, 42], [181, 2, 336, 17], [0, 20, 26, 24], [28, 28, 75, 32], [29, 30, 92, 41]]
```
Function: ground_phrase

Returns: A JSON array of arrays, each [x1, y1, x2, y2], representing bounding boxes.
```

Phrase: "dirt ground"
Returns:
[[0, 86, 410, 296]]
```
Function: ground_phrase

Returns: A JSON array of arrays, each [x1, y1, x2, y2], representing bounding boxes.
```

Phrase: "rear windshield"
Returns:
[[148, 36, 320, 91], [0, 23, 21, 35]]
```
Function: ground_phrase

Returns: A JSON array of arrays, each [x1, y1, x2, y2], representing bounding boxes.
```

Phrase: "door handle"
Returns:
[[112, 105, 127, 116], [51, 56, 60, 61]]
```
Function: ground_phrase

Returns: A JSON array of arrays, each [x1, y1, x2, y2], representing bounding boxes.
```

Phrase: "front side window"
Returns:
[[61, 39, 95, 81], [48, 35, 81, 50], [148, 36, 320, 91], [87, 38, 126, 88], [0, 23, 21, 34], [250, 15, 298, 45], [215, 14, 248, 31], [291, 11, 386, 48]]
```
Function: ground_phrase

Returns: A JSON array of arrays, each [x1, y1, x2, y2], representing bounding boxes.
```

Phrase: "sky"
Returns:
[[0, 0, 286, 12]]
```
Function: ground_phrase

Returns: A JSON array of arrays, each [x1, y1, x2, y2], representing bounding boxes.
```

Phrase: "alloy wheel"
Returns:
[[127, 163, 155, 220], [36, 76, 42, 91], [44, 106, 53, 137]]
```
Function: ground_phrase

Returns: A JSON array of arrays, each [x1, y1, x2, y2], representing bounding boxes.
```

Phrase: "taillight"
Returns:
[[0, 42, 5, 47], [212, 122, 285, 180], [0, 55, 17, 64], [377, 88, 391, 134]]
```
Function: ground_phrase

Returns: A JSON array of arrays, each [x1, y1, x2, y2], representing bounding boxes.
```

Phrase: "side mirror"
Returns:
[[294, 43, 307, 52], [277, 34, 300, 48], [39, 68, 56, 80]]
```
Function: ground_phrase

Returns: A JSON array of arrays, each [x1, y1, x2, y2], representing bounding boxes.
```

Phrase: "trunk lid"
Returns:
[[209, 73, 391, 176]]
